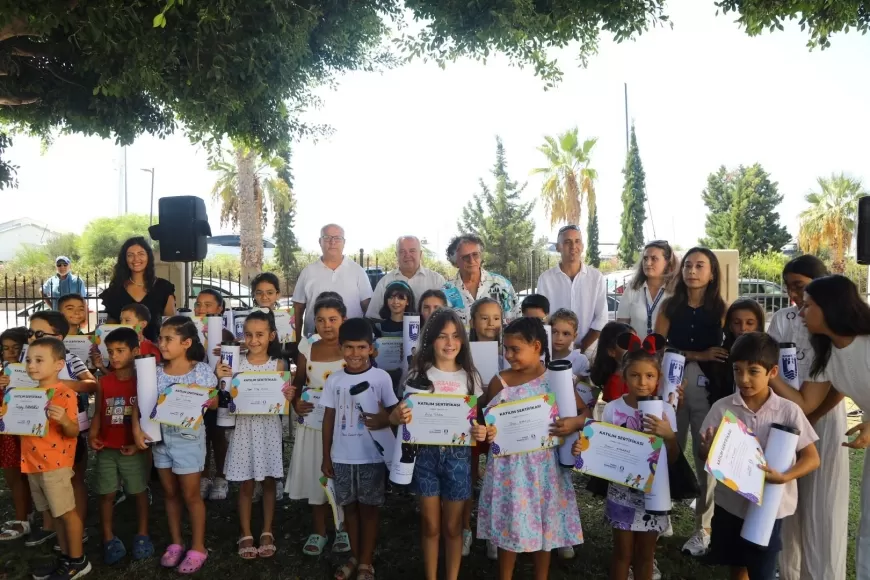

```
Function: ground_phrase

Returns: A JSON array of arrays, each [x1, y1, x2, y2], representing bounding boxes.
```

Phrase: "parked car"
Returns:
[[187, 277, 252, 310], [738, 278, 790, 312], [206, 235, 276, 261]]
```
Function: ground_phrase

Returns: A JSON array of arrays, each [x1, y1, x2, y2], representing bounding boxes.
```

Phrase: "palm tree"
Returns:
[[209, 143, 293, 281], [798, 173, 868, 273], [531, 128, 598, 229]]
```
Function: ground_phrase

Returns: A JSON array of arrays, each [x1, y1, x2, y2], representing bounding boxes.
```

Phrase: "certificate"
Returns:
[[63, 336, 93, 366], [404, 393, 478, 446], [575, 381, 597, 407], [319, 476, 344, 530], [229, 371, 291, 415], [150, 384, 216, 430], [92, 324, 136, 360], [375, 337, 403, 371], [3, 363, 37, 388], [295, 388, 324, 431], [484, 393, 560, 457], [272, 308, 296, 344], [572, 419, 662, 492], [0, 387, 50, 436], [705, 411, 766, 505]]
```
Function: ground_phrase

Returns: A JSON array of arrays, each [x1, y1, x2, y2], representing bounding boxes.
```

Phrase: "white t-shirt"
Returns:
[[563, 350, 590, 378], [536, 264, 608, 341], [813, 334, 870, 414], [320, 367, 399, 464], [426, 367, 484, 397], [616, 281, 670, 336], [767, 306, 814, 387], [292, 258, 374, 337]]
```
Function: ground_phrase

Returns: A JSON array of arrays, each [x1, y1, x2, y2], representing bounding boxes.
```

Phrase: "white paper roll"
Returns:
[[217, 343, 240, 427], [741, 424, 801, 546], [547, 359, 577, 468], [233, 308, 251, 341], [637, 396, 671, 515], [350, 381, 396, 470], [134, 354, 162, 443], [223, 308, 234, 333], [177, 308, 194, 318], [206, 315, 223, 369], [470, 341, 499, 387], [658, 349, 685, 423], [389, 381, 431, 485], [778, 343, 800, 390], [402, 314, 421, 372]]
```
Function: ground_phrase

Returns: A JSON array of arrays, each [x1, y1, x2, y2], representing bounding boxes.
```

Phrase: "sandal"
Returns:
[[0, 520, 30, 541], [302, 533, 327, 556], [334, 557, 358, 580], [332, 530, 351, 553], [357, 564, 375, 580], [177, 549, 208, 574], [103, 536, 127, 565], [237, 536, 257, 560], [131, 535, 154, 561], [160, 543, 186, 568], [257, 532, 276, 558]]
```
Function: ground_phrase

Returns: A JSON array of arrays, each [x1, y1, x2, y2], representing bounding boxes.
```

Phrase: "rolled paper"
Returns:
[[206, 314, 223, 369], [470, 341, 499, 387], [741, 424, 801, 546], [389, 376, 433, 485], [97, 311, 109, 327], [547, 359, 577, 468], [402, 314, 421, 372], [658, 348, 685, 423], [637, 396, 671, 515], [223, 307, 234, 333], [232, 308, 252, 341], [134, 354, 162, 443], [349, 381, 396, 470], [177, 308, 194, 318], [217, 342, 241, 428], [778, 343, 800, 390]]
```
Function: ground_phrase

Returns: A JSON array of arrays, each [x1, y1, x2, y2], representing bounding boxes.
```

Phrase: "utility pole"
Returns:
[[141, 168, 155, 226]]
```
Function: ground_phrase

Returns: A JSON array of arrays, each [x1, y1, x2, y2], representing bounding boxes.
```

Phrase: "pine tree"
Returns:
[[618, 125, 647, 267], [272, 146, 300, 287], [586, 206, 601, 267], [458, 137, 536, 287]]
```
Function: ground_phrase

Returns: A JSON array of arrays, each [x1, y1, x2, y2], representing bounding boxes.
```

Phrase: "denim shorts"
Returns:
[[333, 463, 385, 507], [152, 426, 206, 475], [411, 445, 472, 502]]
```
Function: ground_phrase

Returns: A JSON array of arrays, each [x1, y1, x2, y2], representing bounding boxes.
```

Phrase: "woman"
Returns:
[[99, 236, 176, 341], [655, 247, 727, 558], [770, 274, 867, 578], [617, 240, 677, 336]]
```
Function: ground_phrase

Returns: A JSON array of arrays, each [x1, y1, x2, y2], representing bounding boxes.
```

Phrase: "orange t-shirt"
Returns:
[[20, 383, 78, 474]]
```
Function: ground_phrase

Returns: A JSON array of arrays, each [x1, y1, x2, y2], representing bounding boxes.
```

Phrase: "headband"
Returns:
[[386, 280, 412, 294]]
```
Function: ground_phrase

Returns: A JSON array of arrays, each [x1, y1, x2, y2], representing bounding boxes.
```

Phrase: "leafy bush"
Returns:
[[739, 252, 790, 282]]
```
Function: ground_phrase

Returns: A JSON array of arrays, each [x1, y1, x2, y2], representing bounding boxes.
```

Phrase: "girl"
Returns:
[[418, 289, 448, 327], [286, 297, 350, 556], [589, 322, 635, 419], [706, 299, 765, 404], [390, 309, 486, 580], [580, 332, 679, 580], [469, 297, 502, 344], [617, 241, 677, 336], [218, 311, 293, 560], [297, 291, 343, 361], [251, 272, 282, 311], [373, 281, 416, 392], [478, 318, 585, 580], [767, 256, 847, 580], [655, 247, 726, 557], [134, 316, 218, 574]]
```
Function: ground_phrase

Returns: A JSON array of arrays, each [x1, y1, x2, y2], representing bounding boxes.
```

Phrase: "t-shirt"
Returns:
[[292, 258, 373, 337], [426, 367, 484, 397], [320, 366, 399, 464], [98, 373, 137, 448], [20, 383, 78, 474], [812, 334, 870, 414], [767, 306, 813, 387], [601, 373, 628, 402], [58, 352, 90, 418], [138, 338, 162, 363], [99, 278, 176, 342], [556, 350, 590, 378]]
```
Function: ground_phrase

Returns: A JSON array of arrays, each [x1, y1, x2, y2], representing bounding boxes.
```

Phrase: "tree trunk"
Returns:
[[236, 147, 262, 284]]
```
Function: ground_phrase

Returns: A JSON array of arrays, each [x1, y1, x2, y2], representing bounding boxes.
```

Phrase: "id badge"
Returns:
[[697, 375, 709, 388], [77, 411, 91, 432]]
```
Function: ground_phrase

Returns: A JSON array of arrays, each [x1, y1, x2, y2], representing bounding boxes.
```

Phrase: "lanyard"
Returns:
[[644, 286, 665, 336]]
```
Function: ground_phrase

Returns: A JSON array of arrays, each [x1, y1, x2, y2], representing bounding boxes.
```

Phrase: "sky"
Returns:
[[4, 0, 870, 257]]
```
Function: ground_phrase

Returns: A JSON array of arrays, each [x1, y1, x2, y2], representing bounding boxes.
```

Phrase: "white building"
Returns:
[[0, 217, 61, 262]]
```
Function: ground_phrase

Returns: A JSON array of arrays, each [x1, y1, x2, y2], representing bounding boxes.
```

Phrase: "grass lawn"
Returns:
[[0, 443, 862, 579]]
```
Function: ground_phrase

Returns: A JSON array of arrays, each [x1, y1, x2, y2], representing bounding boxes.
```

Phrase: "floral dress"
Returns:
[[602, 396, 669, 533], [477, 373, 584, 552]]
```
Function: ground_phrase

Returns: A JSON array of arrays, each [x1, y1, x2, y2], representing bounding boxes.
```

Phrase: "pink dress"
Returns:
[[477, 373, 584, 552]]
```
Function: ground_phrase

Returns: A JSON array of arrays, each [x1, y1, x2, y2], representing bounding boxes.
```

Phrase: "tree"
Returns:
[[700, 164, 791, 256], [799, 173, 868, 273], [586, 206, 601, 267], [0, 131, 16, 190], [79, 214, 151, 269], [531, 129, 598, 228], [272, 146, 300, 289], [618, 125, 647, 267], [458, 136, 536, 287]]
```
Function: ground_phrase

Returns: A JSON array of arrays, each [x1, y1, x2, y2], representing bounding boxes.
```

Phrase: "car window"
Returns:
[[764, 283, 781, 294], [738, 283, 751, 294]]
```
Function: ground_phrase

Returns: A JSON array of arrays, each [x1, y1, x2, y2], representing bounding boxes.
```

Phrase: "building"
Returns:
[[0, 217, 61, 262]]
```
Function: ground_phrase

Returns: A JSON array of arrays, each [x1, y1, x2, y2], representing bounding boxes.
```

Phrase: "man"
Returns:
[[441, 234, 519, 328], [41, 256, 87, 309], [292, 224, 373, 338], [535, 225, 607, 353], [365, 236, 445, 318]]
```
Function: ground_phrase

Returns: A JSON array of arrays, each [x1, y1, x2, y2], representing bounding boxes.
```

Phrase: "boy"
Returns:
[[88, 327, 152, 564], [521, 293, 550, 320], [699, 332, 820, 580], [321, 318, 398, 580], [58, 295, 87, 335], [22, 337, 90, 579], [549, 308, 590, 379]]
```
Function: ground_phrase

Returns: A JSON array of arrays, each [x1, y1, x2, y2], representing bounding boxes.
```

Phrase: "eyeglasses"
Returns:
[[321, 236, 345, 244], [27, 330, 61, 339], [458, 252, 481, 264]]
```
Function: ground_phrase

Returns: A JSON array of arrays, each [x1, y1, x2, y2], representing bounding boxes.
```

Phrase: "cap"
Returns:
[[55, 256, 71, 265]]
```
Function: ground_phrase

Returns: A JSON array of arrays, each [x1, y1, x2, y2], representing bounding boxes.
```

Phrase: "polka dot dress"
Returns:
[[225, 357, 284, 482]]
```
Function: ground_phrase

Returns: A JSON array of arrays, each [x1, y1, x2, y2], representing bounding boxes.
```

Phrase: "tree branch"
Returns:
[[0, 19, 38, 43], [0, 95, 40, 105]]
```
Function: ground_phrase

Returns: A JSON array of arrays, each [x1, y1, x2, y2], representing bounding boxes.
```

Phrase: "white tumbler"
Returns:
[[389, 377, 432, 485], [350, 381, 396, 470], [217, 342, 240, 427], [778, 343, 800, 390], [658, 348, 685, 420], [547, 359, 577, 468], [232, 308, 251, 341], [134, 354, 162, 443], [206, 314, 223, 369], [638, 396, 671, 515], [402, 314, 420, 372]]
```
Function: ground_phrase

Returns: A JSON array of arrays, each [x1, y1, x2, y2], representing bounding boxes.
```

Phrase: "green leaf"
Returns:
[[152, 13, 165, 28]]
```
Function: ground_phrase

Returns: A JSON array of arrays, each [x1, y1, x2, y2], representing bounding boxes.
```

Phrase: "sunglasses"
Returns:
[[56, 262, 69, 267], [27, 329, 61, 339]]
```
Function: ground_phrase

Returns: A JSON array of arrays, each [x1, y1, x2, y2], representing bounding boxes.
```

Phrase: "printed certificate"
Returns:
[[484, 393, 559, 457], [150, 384, 216, 430], [63, 336, 93, 366], [320, 476, 344, 530], [573, 419, 662, 492], [705, 411, 766, 505], [91, 324, 136, 360], [3, 363, 37, 388], [375, 337, 403, 371], [296, 388, 324, 431], [272, 309, 295, 344], [0, 387, 50, 436], [229, 371, 291, 415], [403, 393, 478, 446]]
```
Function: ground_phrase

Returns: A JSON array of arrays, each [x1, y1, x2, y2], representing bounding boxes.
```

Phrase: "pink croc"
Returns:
[[160, 544, 186, 568], [177, 549, 208, 574]]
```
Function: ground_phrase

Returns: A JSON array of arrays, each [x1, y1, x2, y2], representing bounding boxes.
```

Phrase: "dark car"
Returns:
[[738, 278, 790, 313], [365, 267, 385, 291]]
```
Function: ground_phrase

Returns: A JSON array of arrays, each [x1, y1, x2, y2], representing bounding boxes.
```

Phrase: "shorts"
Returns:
[[710, 504, 782, 579], [411, 445, 472, 501], [28, 467, 76, 518], [95, 449, 149, 495], [152, 426, 206, 475], [73, 434, 88, 465], [333, 462, 385, 507], [0, 434, 20, 469]]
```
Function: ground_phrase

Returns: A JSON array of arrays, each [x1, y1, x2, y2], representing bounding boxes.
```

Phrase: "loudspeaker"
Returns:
[[148, 195, 212, 262], [858, 196, 870, 266]]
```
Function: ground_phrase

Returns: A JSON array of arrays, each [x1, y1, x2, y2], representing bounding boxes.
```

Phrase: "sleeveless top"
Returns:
[[666, 303, 723, 352]]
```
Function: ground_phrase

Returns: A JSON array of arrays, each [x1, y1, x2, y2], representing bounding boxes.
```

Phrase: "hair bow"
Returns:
[[616, 332, 665, 354]]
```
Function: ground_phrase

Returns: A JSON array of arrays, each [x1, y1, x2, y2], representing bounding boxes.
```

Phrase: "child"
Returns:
[[91, 304, 161, 373], [133, 316, 217, 574], [251, 272, 282, 311], [58, 294, 87, 334], [374, 281, 416, 391], [700, 332, 820, 580], [89, 327, 152, 564], [589, 322, 634, 419], [390, 309, 486, 580], [297, 291, 343, 360], [706, 299, 765, 405], [218, 311, 293, 560], [549, 309, 591, 379], [520, 294, 550, 320], [287, 296, 349, 556], [418, 290, 448, 327], [477, 317, 585, 580], [321, 318, 399, 580], [21, 337, 90, 578], [469, 297, 502, 343]]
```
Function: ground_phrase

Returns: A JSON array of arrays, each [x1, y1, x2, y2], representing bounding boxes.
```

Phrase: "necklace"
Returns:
[[128, 278, 145, 287]]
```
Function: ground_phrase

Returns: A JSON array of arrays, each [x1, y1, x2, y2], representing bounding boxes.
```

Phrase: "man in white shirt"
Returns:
[[292, 224, 373, 338], [535, 225, 607, 353], [365, 236, 445, 318]]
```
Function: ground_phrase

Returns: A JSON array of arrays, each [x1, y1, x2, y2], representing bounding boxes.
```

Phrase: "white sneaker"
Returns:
[[558, 546, 575, 560], [209, 477, 229, 501], [486, 540, 498, 561], [628, 560, 661, 580], [681, 529, 711, 557], [461, 529, 472, 557], [199, 477, 212, 500]]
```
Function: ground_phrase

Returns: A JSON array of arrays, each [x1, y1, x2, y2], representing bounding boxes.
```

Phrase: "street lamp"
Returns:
[[140, 168, 155, 226]]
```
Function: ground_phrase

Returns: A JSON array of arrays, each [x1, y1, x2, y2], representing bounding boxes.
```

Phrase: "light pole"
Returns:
[[140, 168, 155, 226]]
